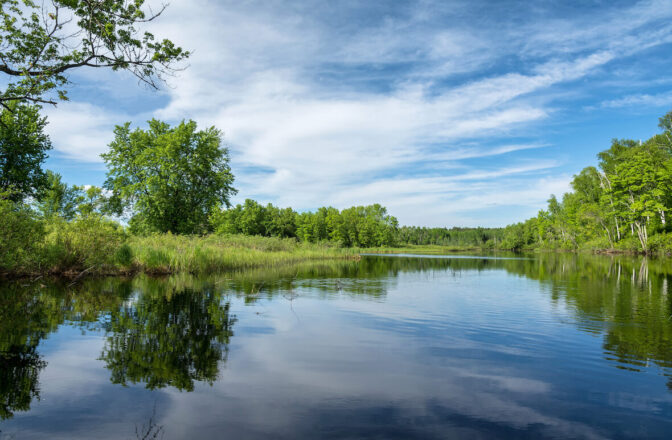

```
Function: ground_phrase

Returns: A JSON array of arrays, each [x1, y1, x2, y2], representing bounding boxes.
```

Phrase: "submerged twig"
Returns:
[[67, 265, 96, 287], [135, 402, 164, 440]]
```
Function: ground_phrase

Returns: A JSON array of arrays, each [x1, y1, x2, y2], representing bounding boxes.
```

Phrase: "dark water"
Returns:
[[2, 253, 672, 439]]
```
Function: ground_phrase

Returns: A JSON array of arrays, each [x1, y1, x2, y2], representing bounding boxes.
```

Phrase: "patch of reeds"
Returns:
[[128, 234, 361, 274]]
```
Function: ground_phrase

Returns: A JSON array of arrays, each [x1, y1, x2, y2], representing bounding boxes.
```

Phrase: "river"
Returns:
[[1, 253, 671, 439]]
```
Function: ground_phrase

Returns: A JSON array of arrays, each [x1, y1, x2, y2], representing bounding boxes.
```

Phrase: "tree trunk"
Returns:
[[600, 172, 621, 240], [601, 221, 614, 248], [615, 216, 621, 240], [634, 220, 648, 252]]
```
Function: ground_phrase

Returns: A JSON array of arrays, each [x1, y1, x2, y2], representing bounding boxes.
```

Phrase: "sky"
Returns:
[[42, 0, 672, 227]]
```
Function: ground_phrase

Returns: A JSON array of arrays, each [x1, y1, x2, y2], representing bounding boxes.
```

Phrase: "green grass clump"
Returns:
[[127, 234, 360, 274]]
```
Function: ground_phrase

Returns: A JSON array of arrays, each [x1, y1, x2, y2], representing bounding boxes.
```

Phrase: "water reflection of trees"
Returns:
[[0, 259, 423, 418], [0, 277, 237, 418], [0, 280, 128, 420], [2, 253, 672, 418], [407, 253, 672, 378], [420, 253, 672, 382], [514, 254, 672, 375], [0, 286, 47, 420], [100, 287, 236, 391]]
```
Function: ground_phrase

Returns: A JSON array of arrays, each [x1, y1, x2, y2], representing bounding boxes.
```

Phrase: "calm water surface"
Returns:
[[2, 254, 672, 439]]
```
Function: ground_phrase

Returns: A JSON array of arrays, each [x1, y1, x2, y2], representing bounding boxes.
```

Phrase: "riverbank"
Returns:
[[370, 244, 672, 256], [3, 229, 668, 280], [1, 233, 365, 279]]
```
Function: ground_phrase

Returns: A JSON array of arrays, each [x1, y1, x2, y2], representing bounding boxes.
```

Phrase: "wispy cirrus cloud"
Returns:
[[44, 0, 672, 226], [596, 91, 672, 109]]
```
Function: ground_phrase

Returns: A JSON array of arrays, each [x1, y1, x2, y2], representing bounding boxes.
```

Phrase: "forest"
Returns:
[[499, 110, 672, 253]]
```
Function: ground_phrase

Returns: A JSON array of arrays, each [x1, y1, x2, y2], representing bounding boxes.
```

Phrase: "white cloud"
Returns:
[[40, 0, 672, 225], [597, 91, 672, 109], [45, 102, 127, 163]]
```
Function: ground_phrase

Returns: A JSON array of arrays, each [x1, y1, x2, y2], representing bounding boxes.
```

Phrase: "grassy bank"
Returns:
[[1, 206, 496, 279], [0, 213, 364, 278], [127, 234, 363, 275], [6, 205, 666, 279]]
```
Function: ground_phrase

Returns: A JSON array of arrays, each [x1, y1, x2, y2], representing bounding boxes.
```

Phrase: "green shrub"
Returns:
[[0, 196, 45, 273], [648, 233, 672, 254], [43, 215, 128, 271], [114, 243, 134, 267], [614, 235, 642, 252], [580, 236, 611, 251]]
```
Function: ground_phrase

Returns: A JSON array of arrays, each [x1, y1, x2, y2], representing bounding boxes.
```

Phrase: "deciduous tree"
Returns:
[[102, 119, 236, 234], [0, 103, 51, 201], [0, 0, 189, 106]]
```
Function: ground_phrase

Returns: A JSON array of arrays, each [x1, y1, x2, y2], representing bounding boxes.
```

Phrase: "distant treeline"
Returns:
[[210, 200, 399, 247], [499, 110, 672, 253], [209, 200, 504, 248], [397, 226, 503, 248]]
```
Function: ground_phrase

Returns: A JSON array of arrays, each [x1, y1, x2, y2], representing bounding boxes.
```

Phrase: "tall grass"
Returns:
[[128, 234, 361, 274], [0, 217, 363, 277], [0, 205, 506, 279]]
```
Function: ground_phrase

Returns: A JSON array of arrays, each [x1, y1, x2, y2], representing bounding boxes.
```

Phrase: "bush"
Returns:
[[0, 195, 45, 273], [614, 235, 642, 252], [579, 236, 611, 251], [648, 233, 672, 254], [43, 215, 128, 271]]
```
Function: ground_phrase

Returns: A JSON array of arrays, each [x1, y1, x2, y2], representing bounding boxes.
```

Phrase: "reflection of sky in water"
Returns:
[[2, 255, 672, 439]]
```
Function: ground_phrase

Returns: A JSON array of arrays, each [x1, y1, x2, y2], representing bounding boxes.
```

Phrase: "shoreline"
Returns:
[[3, 240, 669, 281]]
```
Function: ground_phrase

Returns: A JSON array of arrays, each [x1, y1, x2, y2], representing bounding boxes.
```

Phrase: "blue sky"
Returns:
[[42, 0, 672, 227]]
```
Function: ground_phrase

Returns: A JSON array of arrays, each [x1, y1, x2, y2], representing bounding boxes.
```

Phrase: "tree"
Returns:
[[0, 103, 51, 201], [35, 170, 81, 219], [102, 119, 237, 234], [610, 142, 672, 251], [0, 0, 189, 107], [570, 167, 613, 247], [76, 185, 109, 216]]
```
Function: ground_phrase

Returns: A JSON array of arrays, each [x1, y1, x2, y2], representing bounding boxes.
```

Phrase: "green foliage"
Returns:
[[0, 103, 51, 201], [0, 193, 45, 273], [211, 201, 399, 247], [501, 108, 672, 254], [103, 119, 236, 234], [42, 215, 127, 271], [647, 233, 672, 253], [499, 217, 541, 250], [35, 170, 82, 219], [398, 226, 502, 248], [0, 0, 189, 106]]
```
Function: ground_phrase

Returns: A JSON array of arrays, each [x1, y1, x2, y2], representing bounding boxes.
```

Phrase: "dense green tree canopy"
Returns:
[[0, 0, 189, 106], [0, 103, 51, 201], [397, 225, 501, 248], [500, 109, 672, 252], [102, 119, 237, 234], [211, 201, 399, 247]]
